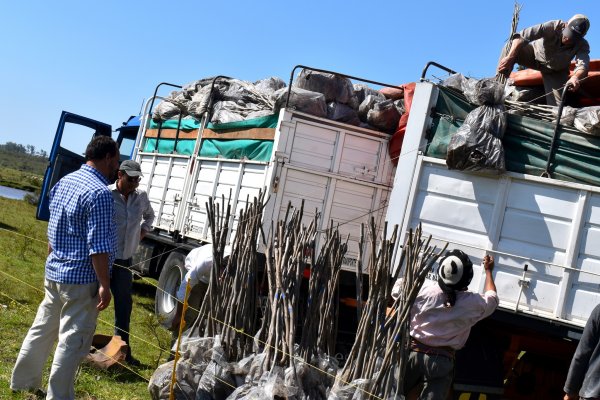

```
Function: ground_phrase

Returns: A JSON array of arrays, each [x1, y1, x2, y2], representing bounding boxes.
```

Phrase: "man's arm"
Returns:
[[483, 254, 496, 293], [567, 42, 591, 92], [497, 37, 525, 75], [140, 192, 155, 241], [91, 252, 111, 311], [564, 304, 600, 400]]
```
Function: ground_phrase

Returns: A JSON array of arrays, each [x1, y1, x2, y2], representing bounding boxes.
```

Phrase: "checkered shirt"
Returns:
[[46, 164, 116, 284]]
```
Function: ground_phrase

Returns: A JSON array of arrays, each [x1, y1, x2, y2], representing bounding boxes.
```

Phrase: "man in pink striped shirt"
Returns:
[[395, 250, 498, 400]]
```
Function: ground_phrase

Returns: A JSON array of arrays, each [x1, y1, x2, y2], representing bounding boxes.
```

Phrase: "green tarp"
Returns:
[[143, 114, 278, 161], [148, 113, 279, 130], [200, 139, 273, 161], [149, 118, 200, 130], [427, 86, 600, 186]]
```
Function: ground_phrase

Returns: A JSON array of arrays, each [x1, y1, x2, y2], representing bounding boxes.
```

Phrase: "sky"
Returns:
[[0, 0, 598, 154]]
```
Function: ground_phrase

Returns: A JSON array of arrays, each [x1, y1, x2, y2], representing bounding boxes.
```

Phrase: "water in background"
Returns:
[[0, 185, 31, 200]]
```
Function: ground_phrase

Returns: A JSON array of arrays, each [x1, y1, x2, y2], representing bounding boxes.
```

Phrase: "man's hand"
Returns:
[[566, 76, 581, 92], [97, 284, 111, 311], [483, 255, 494, 271], [497, 56, 516, 75], [564, 392, 579, 400]]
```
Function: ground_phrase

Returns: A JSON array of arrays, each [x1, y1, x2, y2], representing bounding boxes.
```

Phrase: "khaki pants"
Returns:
[[11, 279, 99, 400], [514, 44, 570, 106]]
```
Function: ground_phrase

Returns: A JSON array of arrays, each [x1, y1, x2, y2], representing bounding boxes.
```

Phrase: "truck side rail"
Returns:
[[420, 61, 457, 82], [285, 65, 405, 109]]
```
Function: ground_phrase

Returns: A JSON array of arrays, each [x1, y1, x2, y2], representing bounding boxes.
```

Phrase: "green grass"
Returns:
[[0, 166, 42, 192], [0, 148, 46, 192], [0, 197, 173, 399]]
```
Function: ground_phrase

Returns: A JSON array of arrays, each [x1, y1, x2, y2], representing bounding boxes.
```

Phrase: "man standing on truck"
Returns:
[[109, 159, 155, 365], [11, 136, 119, 399], [563, 303, 600, 400], [497, 14, 591, 106], [393, 250, 498, 400]]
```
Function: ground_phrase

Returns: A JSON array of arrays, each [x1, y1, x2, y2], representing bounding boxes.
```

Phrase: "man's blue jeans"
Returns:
[[111, 259, 133, 346]]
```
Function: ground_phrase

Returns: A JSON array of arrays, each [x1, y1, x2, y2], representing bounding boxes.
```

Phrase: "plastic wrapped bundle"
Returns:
[[367, 99, 401, 133], [574, 106, 600, 135], [187, 85, 214, 119], [210, 100, 260, 124], [292, 355, 338, 400], [327, 102, 360, 125], [295, 69, 358, 108], [441, 73, 466, 91], [196, 336, 235, 400], [272, 87, 328, 118], [148, 360, 201, 400], [358, 95, 383, 122], [226, 367, 294, 400], [254, 77, 286, 95], [393, 99, 405, 115], [153, 91, 190, 121], [552, 106, 577, 127], [149, 337, 215, 400], [446, 104, 507, 173], [327, 378, 372, 400], [461, 77, 506, 106], [353, 83, 384, 105]]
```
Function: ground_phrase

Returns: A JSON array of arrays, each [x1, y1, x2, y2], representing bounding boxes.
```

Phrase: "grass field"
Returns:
[[0, 196, 172, 399]]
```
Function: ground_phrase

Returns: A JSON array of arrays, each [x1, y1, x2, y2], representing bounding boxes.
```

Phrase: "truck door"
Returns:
[[36, 111, 112, 221]]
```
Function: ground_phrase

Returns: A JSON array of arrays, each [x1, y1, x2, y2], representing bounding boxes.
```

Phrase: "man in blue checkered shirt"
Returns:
[[11, 135, 120, 399]]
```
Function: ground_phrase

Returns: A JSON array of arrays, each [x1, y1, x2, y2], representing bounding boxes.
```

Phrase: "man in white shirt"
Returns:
[[393, 250, 498, 400], [109, 160, 155, 364], [171, 244, 215, 332]]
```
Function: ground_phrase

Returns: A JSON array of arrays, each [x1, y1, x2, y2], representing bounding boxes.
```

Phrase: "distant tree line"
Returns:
[[0, 142, 48, 159]]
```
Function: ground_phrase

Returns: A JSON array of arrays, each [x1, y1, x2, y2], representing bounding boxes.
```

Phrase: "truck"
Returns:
[[37, 68, 396, 343], [385, 62, 600, 399], [38, 63, 600, 398]]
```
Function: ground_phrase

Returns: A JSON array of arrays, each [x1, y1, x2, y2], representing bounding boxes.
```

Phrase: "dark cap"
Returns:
[[563, 14, 590, 40], [119, 160, 143, 177]]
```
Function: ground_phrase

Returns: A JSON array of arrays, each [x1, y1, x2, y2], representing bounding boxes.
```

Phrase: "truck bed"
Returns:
[[136, 109, 395, 271]]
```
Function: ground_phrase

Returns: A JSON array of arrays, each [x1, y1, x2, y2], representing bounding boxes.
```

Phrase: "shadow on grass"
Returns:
[[132, 280, 157, 299], [0, 221, 18, 232]]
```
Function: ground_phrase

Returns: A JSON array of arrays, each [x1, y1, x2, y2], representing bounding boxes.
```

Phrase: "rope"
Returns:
[[0, 237, 383, 399]]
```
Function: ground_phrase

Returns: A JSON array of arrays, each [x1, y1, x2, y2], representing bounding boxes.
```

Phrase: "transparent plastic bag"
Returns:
[[273, 87, 328, 118], [461, 77, 506, 106], [353, 83, 384, 105], [295, 69, 358, 107], [367, 99, 401, 133], [552, 105, 577, 127], [327, 378, 372, 400], [328, 102, 360, 125], [574, 106, 600, 135], [358, 95, 383, 122], [254, 77, 287, 95], [196, 336, 235, 400], [446, 104, 506, 173], [441, 73, 465, 91]]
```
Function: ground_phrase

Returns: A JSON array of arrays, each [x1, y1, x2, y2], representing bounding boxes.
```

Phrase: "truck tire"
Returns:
[[155, 251, 187, 328]]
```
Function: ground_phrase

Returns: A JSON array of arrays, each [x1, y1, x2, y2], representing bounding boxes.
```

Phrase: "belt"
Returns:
[[410, 338, 456, 360]]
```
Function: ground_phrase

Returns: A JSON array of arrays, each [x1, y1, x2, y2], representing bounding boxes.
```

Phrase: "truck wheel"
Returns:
[[155, 251, 187, 328]]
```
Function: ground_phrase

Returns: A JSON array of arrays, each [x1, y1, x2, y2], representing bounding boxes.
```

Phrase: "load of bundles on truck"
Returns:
[[426, 71, 600, 186], [150, 70, 409, 135]]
